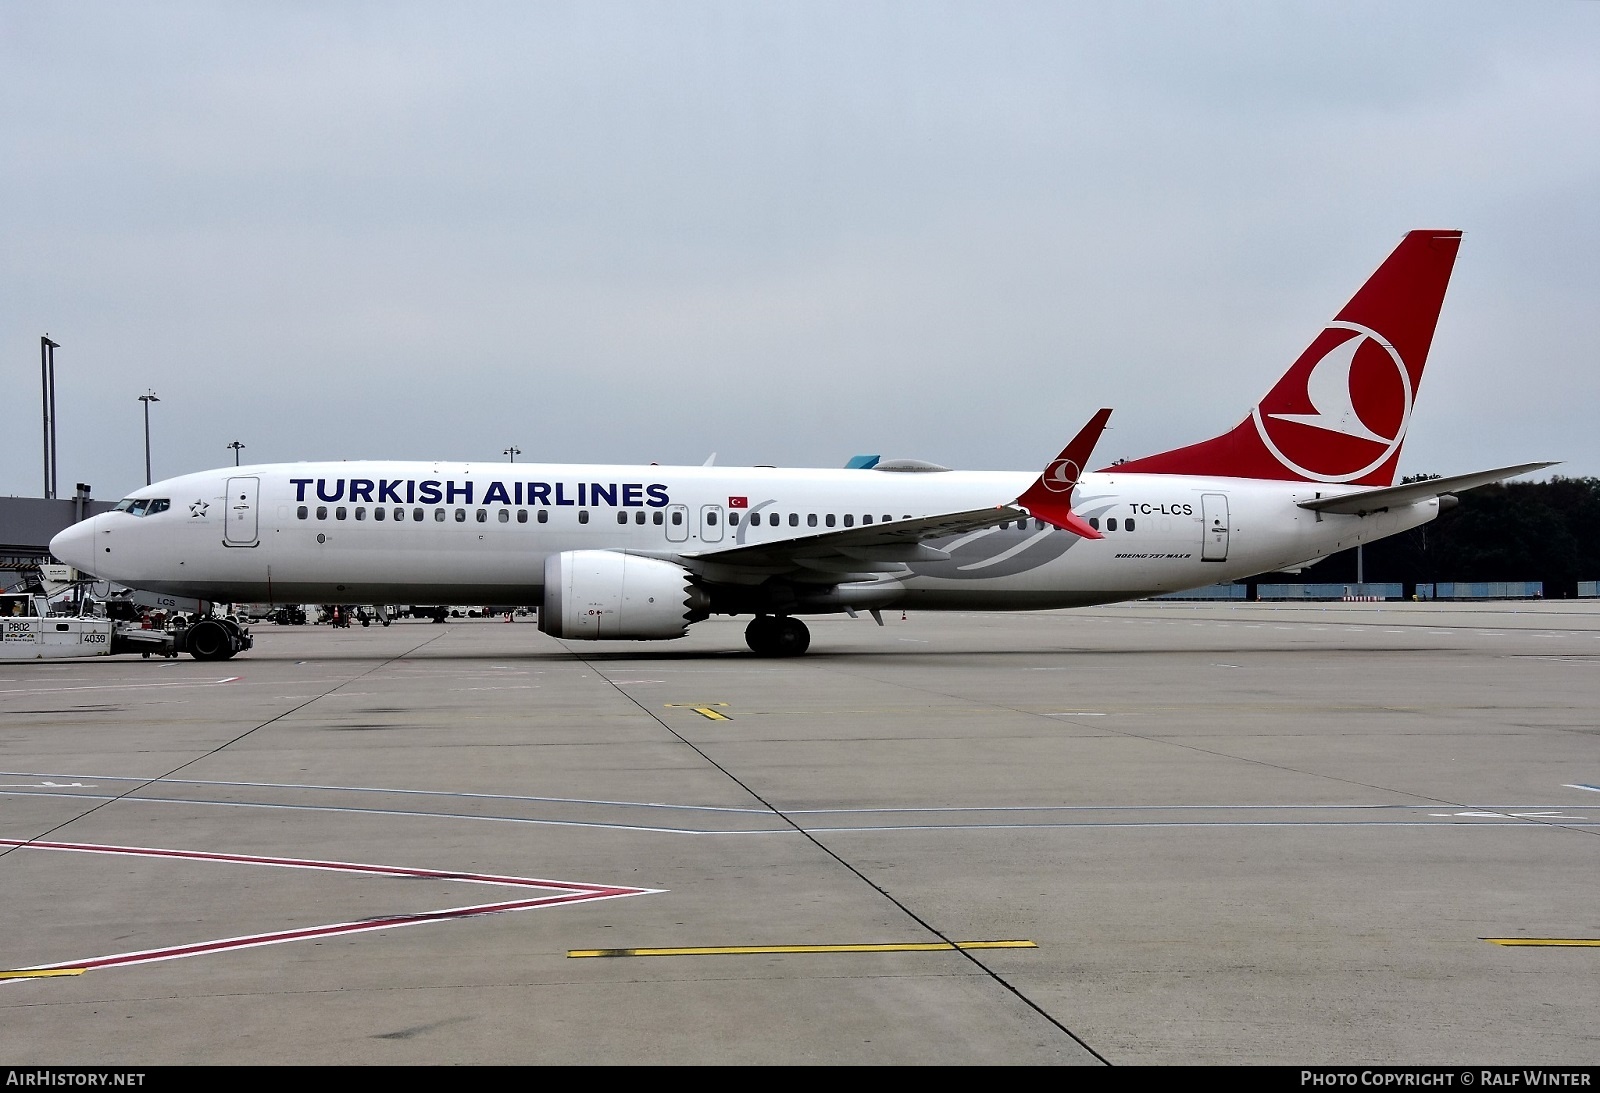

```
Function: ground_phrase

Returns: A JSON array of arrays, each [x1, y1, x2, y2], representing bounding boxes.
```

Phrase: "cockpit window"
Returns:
[[112, 498, 170, 517]]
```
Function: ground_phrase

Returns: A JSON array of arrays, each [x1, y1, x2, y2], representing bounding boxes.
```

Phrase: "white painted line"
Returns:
[[0, 839, 659, 982], [0, 678, 250, 697]]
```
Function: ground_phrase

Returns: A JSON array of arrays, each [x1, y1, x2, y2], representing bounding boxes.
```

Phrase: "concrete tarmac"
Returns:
[[1, 601, 1596, 1066]]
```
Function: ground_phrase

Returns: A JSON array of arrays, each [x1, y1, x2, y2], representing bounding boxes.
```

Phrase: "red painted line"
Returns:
[[1, 839, 658, 979]]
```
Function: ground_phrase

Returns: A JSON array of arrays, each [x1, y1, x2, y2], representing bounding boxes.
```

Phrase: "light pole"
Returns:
[[228, 440, 245, 466], [138, 391, 160, 485], [41, 336, 59, 499], [504, 446, 521, 463]]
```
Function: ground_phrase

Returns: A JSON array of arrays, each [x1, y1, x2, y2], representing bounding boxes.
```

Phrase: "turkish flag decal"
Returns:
[[728, 496, 748, 508]]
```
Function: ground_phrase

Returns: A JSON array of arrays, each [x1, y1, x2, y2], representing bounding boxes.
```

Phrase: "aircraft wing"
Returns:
[[1297, 461, 1558, 515], [676, 409, 1113, 582], [677, 504, 1035, 580]]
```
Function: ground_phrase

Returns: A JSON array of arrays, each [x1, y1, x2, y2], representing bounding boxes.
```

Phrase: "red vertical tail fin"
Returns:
[[1109, 230, 1463, 486]]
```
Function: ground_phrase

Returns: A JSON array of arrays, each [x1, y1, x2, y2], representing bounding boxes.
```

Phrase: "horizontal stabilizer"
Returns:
[[1297, 461, 1558, 515]]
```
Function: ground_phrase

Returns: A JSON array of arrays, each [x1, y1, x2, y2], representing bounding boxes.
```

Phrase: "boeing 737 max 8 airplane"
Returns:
[[50, 230, 1552, 658]]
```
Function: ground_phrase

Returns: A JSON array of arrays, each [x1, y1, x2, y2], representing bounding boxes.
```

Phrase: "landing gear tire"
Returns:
[[745, 615, 810, 657]]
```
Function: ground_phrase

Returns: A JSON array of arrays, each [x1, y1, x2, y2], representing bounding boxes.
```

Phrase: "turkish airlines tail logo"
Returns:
[[1252, 321, 1413, 482], [1107, 230, 1462, 487]]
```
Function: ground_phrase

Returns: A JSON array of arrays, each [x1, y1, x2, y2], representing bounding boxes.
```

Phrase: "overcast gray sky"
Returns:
[[4, 2, 1596, 502]]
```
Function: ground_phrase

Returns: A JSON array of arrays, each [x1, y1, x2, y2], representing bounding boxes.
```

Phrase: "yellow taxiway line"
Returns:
[[0, 968, 86, 979], [664, 703, 732, 721], [570, 940, 1036, 958]]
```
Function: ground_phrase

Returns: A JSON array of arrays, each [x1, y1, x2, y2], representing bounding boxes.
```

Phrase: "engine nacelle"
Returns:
[[538, 551, 706, 640]]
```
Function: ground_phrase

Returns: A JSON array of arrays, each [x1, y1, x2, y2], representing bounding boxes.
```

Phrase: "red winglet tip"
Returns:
[[1014, 408, 1113, 539], [1020, 503, 1103, 540]]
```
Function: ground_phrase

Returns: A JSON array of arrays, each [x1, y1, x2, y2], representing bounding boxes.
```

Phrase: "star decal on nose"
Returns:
[[189, 500, 209, 517]]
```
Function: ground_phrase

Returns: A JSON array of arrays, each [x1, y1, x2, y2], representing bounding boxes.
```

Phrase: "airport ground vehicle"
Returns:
[[0, 591, 252, 661]]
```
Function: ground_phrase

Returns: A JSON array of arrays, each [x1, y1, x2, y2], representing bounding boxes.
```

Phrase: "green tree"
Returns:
[[1276, 477, 1600, 596]]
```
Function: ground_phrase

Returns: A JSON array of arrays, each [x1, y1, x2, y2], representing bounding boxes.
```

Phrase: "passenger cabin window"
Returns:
[[671, 511, 683, 525], [652, 511, 663, 525], [537, 510, 549, 523], [635, 511, 645, 524], [862, 515, 872, 524], [434, 508, 446, 522], [1106, 518, 1117, 531], [517, 509, 528, 523], [616, 511, 628, 525], [825, 514, 836, 527], [729, 512, 739, 525], [373, 507, 384, 521], [454, 508, 466, 522], [393, 507, 404, 521], [499, 509, 510, 523], [355, 507, 366, 521], [578, 510, 589, 524], [476, 509, 487, 522], [790, 514, 799, 527], [317, 506, 328, 520], [336, 507, 347, 520], [1088, 517, 1099, 530], [297, 506, 308, 519], [807, 514, 817, 527], [413, 508, 424, 521], [1125, 518, 1135, 531], [706, 512, 718, 526]]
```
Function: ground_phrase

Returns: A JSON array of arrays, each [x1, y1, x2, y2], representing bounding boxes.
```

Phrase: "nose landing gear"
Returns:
[[744, 615, 810, 657]]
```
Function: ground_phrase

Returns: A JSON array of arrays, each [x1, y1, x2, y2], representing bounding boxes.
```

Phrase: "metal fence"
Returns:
[[1151, 584, 1247, 600], [1418, 582, 1545, 600], [1150, 580, 1592, 602]]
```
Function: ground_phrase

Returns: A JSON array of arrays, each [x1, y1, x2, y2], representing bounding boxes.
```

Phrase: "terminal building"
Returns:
[[0, 485, 116, 592]]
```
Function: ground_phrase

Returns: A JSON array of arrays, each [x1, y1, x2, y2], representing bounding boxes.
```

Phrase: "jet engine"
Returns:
[[538, 551, 708, 640]]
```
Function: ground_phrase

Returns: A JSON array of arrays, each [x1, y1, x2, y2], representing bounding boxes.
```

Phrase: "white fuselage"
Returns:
[[51, 460, 1437, 612]]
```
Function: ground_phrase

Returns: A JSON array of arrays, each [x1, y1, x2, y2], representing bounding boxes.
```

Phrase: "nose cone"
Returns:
[[51, 517, 98, 572]]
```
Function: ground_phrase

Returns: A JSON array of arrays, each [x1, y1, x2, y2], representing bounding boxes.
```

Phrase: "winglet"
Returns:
[[1015, 409, 1112, 539]]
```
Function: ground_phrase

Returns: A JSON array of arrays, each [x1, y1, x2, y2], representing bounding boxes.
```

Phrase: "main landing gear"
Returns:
[[744, 615, 810, 657]]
